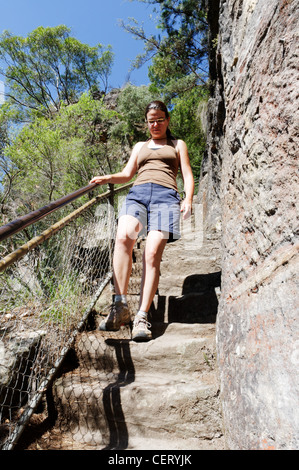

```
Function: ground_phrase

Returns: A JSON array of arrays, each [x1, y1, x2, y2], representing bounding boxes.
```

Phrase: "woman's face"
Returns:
[[146, 108, 170, 140]]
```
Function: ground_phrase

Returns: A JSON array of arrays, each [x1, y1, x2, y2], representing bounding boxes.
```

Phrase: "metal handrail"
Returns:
[[0, 182, 133, 243]]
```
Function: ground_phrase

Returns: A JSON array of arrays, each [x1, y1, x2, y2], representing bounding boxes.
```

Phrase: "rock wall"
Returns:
[[201, 0, 299, 449]]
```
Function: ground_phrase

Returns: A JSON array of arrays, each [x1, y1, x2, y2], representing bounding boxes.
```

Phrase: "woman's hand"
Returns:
[[176, 139, 194, 220], [181, 199, 192, 219], [89, 175, 111, 185]]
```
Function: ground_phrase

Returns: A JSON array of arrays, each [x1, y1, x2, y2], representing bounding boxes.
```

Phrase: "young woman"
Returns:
[[89, 100, 194, 341]]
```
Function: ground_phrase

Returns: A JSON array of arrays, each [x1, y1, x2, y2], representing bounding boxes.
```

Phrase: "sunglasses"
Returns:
[[146, 118, 167, 125]]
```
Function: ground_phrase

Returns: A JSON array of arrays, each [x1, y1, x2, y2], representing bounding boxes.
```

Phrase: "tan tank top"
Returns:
[[134, 138, 179, 190]]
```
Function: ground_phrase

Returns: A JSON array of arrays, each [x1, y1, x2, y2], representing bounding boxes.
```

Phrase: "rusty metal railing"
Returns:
[[0, 183, 133, 243]]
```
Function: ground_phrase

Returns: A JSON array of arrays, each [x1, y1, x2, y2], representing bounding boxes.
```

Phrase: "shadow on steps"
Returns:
[[149, 271, 221, 339], [101, 339, 135, 450], [14, 271, 222, 450]]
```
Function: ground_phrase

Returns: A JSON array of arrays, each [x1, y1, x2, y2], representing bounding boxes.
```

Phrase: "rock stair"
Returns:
[[18, 209, 225, 450], [51, 321, 223, 450]]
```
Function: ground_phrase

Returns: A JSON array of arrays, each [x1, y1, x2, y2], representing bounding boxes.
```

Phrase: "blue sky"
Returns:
[[0, 0, 159, 94]]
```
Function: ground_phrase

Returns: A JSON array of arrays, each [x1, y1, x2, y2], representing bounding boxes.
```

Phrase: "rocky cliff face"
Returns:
[[200, 0, 299, 449]]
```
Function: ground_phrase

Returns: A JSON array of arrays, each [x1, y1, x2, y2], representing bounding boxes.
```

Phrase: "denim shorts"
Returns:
[[118, 183, 181, 242]]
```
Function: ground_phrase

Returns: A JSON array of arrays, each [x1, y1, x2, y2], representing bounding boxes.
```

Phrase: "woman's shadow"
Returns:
[[102, 338, 135, 450], [101, 271, 221, 448], [149, 271, 221, 337]]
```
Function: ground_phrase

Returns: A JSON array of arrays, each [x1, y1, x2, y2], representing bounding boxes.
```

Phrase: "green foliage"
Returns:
[[0, 5, 210, 227], [1, 85, 161, 215], [112, 84, 160, 143], [123, 0, 208, 92], [0, 25, 113, 120], [4, 92, 122, 207], [170, 86, 208, 181], [6, 116, 62, 202]]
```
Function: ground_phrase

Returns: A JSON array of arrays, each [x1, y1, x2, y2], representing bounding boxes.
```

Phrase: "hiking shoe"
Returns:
[[99, 301, 130, 331], [132, 315, 152, 342]]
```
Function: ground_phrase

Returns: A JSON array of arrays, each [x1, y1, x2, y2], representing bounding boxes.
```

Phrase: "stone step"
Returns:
[[54, 369, 221, 446], [15, 206, 225, 450], [22, 221, 224, 450], [76, 322, 217, 375], [50, 429, 224, 451], [51, 322, 224, 450], [125, 435, 224, 450]]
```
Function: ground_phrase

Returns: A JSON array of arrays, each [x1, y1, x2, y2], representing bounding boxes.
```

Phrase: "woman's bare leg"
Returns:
[[99, 215, 142, 332], [139, 230, 167, 313], [112, 215, 142, 295]]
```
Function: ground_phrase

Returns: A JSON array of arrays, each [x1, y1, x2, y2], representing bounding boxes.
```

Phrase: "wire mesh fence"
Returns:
[[0, 184, 131, 450]]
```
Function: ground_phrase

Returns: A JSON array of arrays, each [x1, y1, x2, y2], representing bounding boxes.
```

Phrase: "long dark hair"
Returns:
[[145, 100, 175, 139]]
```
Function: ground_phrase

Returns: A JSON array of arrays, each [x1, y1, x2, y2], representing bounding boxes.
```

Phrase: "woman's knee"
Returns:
[[115, 232, 134, 255], [117, 215, 142, 241], [144, 232, 167, 266]]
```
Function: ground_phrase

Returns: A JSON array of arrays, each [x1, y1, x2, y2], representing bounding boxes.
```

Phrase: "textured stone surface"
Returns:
[[203, 0, 299, 450], [52, 323, 223, 448], [17, 211, 225, 450], [0, 331, 45, 413]]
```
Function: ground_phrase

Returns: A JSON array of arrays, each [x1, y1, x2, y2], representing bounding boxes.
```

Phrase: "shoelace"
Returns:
[[107, 303, 120, 320], [109, 303, 117, 312], [108, 301, 126, 315], [134, 317, 151, 329]]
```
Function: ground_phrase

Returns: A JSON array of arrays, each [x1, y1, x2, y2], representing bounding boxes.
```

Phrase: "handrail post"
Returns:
[[108, 183, 114, 207], [107, 183, 115, 284]]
